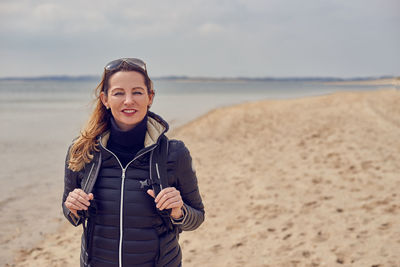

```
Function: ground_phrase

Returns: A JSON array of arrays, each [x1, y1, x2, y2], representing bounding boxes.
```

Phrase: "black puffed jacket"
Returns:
[[62, 112, 205, 266]]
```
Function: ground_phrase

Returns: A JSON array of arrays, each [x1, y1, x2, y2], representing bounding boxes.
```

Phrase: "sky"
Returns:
[[0, 0, 399, 78]]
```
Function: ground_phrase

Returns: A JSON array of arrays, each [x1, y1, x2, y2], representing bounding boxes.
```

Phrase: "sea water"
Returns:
[[0, 79, 394, 126]]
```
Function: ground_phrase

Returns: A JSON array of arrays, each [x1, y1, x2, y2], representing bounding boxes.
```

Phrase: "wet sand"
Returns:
[[4, 88, 400, 266]]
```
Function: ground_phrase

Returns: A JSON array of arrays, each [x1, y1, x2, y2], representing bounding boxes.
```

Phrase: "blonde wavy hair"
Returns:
[[68, 61, 154, 172]]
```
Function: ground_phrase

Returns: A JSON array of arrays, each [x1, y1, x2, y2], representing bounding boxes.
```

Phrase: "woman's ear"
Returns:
[[100, 92, 109, 109], [148, 92, 154, 109]]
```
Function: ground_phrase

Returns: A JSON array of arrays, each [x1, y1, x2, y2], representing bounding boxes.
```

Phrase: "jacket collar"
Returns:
[[99, 111, 169, 148]]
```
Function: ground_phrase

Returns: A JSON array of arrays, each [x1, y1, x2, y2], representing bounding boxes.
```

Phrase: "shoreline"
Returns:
[[323, 77, 400, 86], [4, 88, 400, 266]]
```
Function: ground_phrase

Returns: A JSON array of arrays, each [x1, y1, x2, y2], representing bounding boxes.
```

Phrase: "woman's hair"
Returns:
[[68, 61, 154, 172]]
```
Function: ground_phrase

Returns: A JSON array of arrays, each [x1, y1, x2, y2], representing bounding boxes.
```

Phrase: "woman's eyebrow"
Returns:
[[132, 86, 145, 90], [109, 87, 124, 92], [109, 86, 145, 92], [110, 86, 144, 90]]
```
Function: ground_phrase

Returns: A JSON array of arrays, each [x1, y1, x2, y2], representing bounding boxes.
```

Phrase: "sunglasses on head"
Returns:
[[104, 58, 147, 72]]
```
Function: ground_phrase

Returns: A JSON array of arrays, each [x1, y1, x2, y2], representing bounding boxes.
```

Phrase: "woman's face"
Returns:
[[100, 71, 153, 131]]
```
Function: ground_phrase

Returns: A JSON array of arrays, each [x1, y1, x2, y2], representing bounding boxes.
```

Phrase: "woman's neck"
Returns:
[[109, 115, 147, 149]]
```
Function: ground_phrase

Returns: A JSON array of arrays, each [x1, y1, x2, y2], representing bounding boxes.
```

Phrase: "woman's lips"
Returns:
[[121, 109, 137, 115]]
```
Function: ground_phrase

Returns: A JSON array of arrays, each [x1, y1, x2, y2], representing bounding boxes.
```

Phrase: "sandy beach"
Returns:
[[4, 88, 400, 266]]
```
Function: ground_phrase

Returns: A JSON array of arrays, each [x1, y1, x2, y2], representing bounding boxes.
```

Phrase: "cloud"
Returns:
[[0, 0, 399, 77], [198, 23, 225, 35], [1, 1, 102, 34], [0, 0, 250, 36]]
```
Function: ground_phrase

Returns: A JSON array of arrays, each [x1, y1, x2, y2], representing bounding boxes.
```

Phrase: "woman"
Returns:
[[62, 58, 205, 267]]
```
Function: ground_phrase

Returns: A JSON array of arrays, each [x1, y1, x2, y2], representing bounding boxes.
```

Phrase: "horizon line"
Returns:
[[0, 74, 398, 82]]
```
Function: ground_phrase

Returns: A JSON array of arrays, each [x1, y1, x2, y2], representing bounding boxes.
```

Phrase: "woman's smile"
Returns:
[[121, 108, 138, 115]]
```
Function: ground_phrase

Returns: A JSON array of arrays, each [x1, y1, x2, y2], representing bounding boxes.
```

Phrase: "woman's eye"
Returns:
[[113, 92, 124, 96], [133, 91, 143, 95]]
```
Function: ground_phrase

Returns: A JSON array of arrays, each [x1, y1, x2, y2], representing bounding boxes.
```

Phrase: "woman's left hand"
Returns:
[[147, 187, 184, 219]]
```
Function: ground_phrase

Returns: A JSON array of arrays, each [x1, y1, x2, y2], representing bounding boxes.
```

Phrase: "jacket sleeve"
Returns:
[[62, 145, 83, 226], [171, 140, 205, 231]]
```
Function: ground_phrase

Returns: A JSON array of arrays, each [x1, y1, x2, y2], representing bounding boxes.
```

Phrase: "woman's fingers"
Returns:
[[155, 187, 179, 202], [65, 201, 83, 212], [70, 193, 90, 207], [154, 187, 183, 210], [69, 192, 89, 208], [65, 189, 93, 214], [147, 189, 156, 199], [158, 195, 182, 210], [154, 187, 174, 203], [72, 189, 91, 204]]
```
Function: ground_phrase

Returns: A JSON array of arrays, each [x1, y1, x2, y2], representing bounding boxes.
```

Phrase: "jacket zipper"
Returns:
[[99, 139, 157, 267], [119, 168, 126, 267]]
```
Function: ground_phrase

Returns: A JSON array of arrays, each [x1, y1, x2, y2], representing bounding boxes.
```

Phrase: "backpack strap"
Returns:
[[150, 135, 174, 231], [150, 135, 169, 195]]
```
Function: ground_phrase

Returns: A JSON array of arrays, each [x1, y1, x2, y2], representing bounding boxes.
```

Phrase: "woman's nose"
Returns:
[[124, 94, 135, 104]]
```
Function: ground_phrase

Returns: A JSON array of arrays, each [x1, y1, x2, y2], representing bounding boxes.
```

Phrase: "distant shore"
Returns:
[[324, 77, 400, 86], [1, 75, 398, 83]]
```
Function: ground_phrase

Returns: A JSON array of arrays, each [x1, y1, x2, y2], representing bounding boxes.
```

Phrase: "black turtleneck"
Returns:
[[107, 115, 148, 167]]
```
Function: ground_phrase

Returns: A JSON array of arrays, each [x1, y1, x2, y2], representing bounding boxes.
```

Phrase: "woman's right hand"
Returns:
[[64, 188, 94, 217]]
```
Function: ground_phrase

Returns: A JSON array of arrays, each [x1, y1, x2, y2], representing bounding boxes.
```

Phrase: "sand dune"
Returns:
[[14, 89, 400, 266]]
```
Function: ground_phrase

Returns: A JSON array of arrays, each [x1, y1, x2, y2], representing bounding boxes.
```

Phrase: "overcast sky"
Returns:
[[1, 0, 399, 78]]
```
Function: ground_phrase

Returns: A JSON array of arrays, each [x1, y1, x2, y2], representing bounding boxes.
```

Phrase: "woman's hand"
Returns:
[[64, 188, 94, 217], [147, 187, 184, 219]]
